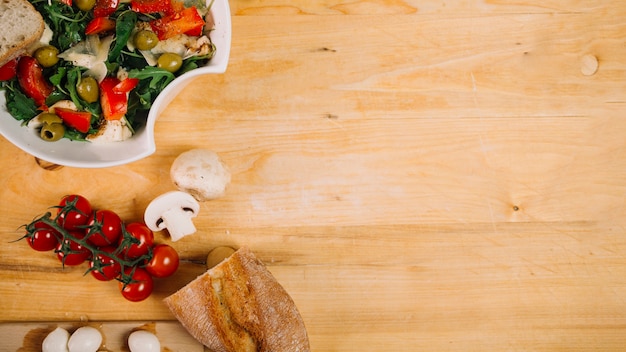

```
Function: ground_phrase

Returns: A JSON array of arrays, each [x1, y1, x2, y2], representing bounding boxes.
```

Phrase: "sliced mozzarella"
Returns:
[[86, 119, 133, 143]]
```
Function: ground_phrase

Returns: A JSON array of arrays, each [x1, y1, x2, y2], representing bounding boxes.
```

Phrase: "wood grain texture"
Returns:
[[2, 0, 626, 350]]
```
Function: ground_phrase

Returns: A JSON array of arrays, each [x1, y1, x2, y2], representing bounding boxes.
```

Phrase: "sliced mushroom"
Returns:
[[170, 149, 231, 202], [144, 191, 200, 242]]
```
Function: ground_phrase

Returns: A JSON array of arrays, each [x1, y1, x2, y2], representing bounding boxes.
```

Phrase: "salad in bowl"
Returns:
[[0, 0, 230, 168]]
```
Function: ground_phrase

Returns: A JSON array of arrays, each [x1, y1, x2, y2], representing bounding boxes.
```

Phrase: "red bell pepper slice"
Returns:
[[100, 76, 130, 120], [0, 58, 18, 81], [93, 0, 119, 18], [54, 108, 92, 133], [113, 77, 139, 93], [130, 0, 173, 14], [17, 56, 54, 107], [59, 0, 72, 6], [85, 17, 117, 35], [149, 7, 205, 40]]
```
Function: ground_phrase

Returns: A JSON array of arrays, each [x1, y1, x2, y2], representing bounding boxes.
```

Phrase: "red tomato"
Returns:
[[54, 107, 92, 133], [17, 56, 54, 106], [56, 232, 90, 266], [130, 0, 173, 14], [57, 195, 92, 231], [119, 267, 153, 302], [113, 77, 139, 93], [85, 17, 117, 35], [119, 222, 154, 259], [26, 221, 60, 251], [93, 0, 119, 17], [90, 246, 121, 281], [145, 244, 179, 278], [149, 7, 205, 40], [0, 58, 18, 81], [86, 209, 122, 247], [99, 76, 128, 120]]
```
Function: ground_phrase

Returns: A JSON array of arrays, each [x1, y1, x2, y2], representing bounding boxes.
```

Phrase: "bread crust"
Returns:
[[0, 0, 45, 66], [164, 247, 311, 352]]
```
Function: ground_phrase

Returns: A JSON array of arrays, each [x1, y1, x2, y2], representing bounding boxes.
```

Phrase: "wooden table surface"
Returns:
[[2, 0, 626, 350]]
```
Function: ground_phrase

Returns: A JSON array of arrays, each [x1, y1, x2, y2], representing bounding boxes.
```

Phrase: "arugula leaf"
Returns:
[[129, 67, 176, 89], [31, 0, 89, 51], [2, 82, 38, 121], [109, 10, 137, 63]]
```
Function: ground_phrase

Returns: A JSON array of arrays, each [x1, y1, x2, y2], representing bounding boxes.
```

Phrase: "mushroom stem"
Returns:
[[161, 207, 197, 242], [144, 191, 200, 242]]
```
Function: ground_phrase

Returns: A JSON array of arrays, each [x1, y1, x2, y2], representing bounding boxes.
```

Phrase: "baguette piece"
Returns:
[[164, 247, 311, 352], [0, 0, 45, 66]]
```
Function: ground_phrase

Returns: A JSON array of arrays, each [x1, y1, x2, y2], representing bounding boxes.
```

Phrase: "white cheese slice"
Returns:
[[86, 119, 133, 143]]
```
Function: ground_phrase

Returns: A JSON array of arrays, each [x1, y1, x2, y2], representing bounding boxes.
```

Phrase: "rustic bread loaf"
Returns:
[[0, 0, 45, 66], [164, 247, 311, 352]]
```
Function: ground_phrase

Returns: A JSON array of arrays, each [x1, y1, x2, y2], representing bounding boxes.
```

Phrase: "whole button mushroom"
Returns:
[[170, 149, 231, 202], [144, 191, 200, 242]]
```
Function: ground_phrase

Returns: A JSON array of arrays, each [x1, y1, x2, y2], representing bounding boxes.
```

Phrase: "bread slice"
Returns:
[[164, 247, 311, 352], [0, 0, 45, 66]]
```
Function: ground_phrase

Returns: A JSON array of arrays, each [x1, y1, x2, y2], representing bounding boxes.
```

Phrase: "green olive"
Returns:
[[157, 53, 183, 73], [77, 76, 99, 103], [34, 45, 59, 68], [75, 0, 96, 11], [39, 112, 62, 125], [40, 123, 65, 142], [134, 30, 159, 51]]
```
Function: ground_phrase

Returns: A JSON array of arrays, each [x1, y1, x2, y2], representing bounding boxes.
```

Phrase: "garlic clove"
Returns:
[[42, 327, 70, 352]]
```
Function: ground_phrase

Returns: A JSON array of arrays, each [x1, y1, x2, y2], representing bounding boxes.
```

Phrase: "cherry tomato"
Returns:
[[86, 209, 122, 247], [145, 244, 179, 278], [119, 222, 154, 259], [16, 56, 54, 106], [26, 221, 60, 251], [119, 267, 153, 302], [56, 231, 90, 266], [57, 195, 92, 231], [0, 58, 18, 81], [89, 246, 121, 281]]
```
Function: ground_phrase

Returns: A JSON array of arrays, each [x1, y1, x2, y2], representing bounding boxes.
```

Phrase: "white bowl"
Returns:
[[0, 0, 231, 168]]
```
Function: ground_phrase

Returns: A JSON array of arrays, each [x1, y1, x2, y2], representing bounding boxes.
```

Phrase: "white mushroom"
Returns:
[[170, 149, 231, 202], [144, 191, 200, 242]]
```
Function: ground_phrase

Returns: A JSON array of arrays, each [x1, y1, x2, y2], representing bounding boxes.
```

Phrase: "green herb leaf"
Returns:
[[109, 10, 137, 62]]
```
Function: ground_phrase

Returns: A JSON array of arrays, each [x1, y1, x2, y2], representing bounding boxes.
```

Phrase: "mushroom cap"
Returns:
[[170, 149, 231, 202], [144, 191, 200, 232]]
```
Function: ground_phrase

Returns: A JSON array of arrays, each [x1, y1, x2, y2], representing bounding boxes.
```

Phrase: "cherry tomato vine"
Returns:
[[19, 194, 179, 302]]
